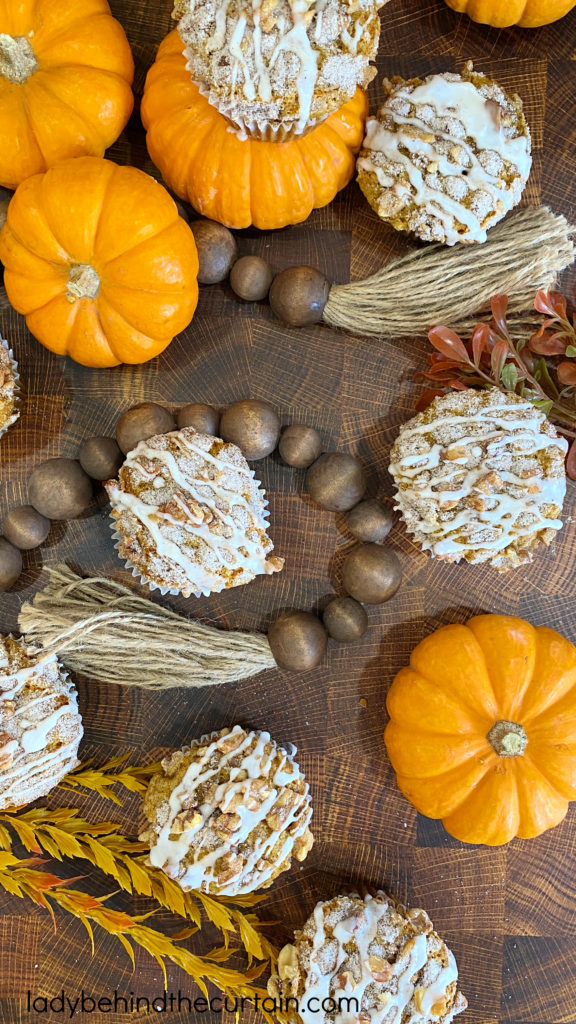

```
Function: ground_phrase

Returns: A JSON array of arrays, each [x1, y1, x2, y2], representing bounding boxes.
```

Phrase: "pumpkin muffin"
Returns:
[[173, 0, 387, 140], [105, 427, 284, 598], [140, 725, 314, 895], [268, 890, 468, 1024], [0, 339, 19, 440], [0, 636, 83, 810], [357, 62, 532, 244], [389, 389, 567, 571]]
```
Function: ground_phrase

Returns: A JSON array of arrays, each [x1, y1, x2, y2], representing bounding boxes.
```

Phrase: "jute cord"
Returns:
[[323, 206, 575, 338], [18, 565, 276, 690]]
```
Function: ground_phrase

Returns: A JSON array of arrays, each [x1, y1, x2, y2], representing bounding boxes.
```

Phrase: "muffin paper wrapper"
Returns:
[[0, 337, 20, 441], [192, 72, 327, 142], [108, 466, 275, 601]]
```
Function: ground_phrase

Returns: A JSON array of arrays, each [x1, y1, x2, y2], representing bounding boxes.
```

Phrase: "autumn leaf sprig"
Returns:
[[417, 290, 576, 477]]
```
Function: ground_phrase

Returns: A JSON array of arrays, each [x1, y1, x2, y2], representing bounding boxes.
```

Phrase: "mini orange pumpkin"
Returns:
[[0, 0, 135, 190], [444, 0, 575, 27], [0, 156, 199, 368], [385, 615, 576, 845], [141, 31, 368, 231]]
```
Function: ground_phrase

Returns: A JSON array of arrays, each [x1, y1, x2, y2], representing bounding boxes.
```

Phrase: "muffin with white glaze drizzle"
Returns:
[[357, 62, 531, 244], [268, 891, 468, 1024], [0, 338, 19, 440], [105, 427, 284, 598], [0, 636, 83, 810], [173, 0, 387, 140], [389, 389, 567, 571], [140, 725, 314, 895]]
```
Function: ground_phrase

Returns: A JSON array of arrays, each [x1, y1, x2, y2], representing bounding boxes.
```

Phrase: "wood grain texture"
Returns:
[[1, 0, 576, 1021]]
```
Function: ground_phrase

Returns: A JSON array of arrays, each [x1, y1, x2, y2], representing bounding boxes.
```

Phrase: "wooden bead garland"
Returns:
[[1, 399, 402, 674]]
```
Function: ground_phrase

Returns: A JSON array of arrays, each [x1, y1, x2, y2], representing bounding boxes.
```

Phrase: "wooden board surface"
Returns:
[[1, 0, 576, 1021]]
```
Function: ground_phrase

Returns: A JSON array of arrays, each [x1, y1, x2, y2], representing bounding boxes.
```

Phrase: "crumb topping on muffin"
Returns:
[[268, 891, 467, 1024], [0, 340, 19, 439], [357, 64, 531, 244], [0, 636, 83, 810], [141, 725, 314, 895], [174, 0, 385, 135], [105, 427, 284, 598], [389, 389, 567, 570]]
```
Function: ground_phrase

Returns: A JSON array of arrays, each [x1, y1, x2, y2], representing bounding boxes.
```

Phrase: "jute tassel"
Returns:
[[323, 206, 575, 338], [18, 566, 276, 690]]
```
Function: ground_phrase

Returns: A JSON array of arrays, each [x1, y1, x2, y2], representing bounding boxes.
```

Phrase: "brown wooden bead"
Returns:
[[347, 499, 394, 543], [269, 266, 330, 326], [322, 597, 368, 642], [79, 436, 123, 481], [306, 452, 366, 511], [278, 424, 322, 468], [230, 256, 273, 301], [190, 218, 238, 284], [2, 505, 50, 550], [220, 399, 280, 460], [342, 544, 402, 605], [177, 403, 220, 435], [0, 537, 22, 592], [116, 403, 176, 455], [28, 459, 93, 521], [268, 611, 328, 671]]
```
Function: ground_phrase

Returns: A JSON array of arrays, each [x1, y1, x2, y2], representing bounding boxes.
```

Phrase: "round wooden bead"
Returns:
[[190, 219, 238, 285], [2, 505, 50, 550], [0, 538, 22, 592], [116, 403, 176, 455], [342, 544, 402, 605], [268, 611, 328, 671], [347, 499, 394, 543], [269, 266, 331, 326], [230, 256, 273, 301], [79, 436, 123, 481], [220, 399, 280, 460], [28, 459, 93, 521], [322, 597, 368, 642], [177, 403, 220, 435], [306, 452, 366, 512], [278, 424, 322, 469]]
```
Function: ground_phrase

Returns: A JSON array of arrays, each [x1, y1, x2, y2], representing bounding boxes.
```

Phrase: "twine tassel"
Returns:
[[18, 566, 276, 690]]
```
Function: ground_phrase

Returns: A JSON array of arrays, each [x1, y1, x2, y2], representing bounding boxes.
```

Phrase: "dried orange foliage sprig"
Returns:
[[0, 756, 277, 1006], [417, 290, 576, 477]]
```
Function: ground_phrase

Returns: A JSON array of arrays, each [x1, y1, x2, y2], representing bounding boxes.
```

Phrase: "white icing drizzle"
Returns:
[[360, 72, 531, 244], [389, 394, 567, 563], [147, 726, 313, 895], [270, 0, 319, 133], [293, 893, 465, 1024], [106, 429, 283, 597]]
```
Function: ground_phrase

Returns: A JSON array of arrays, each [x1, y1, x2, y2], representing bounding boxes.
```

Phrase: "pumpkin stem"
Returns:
[[0, 34, 38, 85], [67, 265, 100, 303], [487, 720, 528, 758]]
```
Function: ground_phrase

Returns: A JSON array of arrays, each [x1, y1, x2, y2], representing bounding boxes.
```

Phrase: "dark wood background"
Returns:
[[1, 1, 576, 1021]]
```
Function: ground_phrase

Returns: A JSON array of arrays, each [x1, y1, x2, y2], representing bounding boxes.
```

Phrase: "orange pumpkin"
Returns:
[[141, 31, 368, 231], [0, 156, 199, 368], [0, 0, 134, 190], [385, 615, 576, 845], [444, 0, 575, 27]]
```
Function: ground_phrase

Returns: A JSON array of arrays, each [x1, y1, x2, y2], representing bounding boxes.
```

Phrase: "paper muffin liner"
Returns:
[[0, 337, 20, 441], [194, 74, 328, 142], [108, 465, 275, 601]]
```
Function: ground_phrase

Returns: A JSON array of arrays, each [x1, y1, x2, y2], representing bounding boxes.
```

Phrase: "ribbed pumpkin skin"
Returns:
[[444, 0, 575, 27], [0, 0, 134, 189], [0, 157, 199, 368], [141, 31, 368, 231], [385, 615, 576, 845]]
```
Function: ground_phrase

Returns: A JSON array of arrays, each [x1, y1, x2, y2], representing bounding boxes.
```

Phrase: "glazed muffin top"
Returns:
[[0, 340, 19, 439], [173, 0, 386, 136], [388, 389, 567, 570], [357, 63, 532, 244], [268, 890, 468, 1024]]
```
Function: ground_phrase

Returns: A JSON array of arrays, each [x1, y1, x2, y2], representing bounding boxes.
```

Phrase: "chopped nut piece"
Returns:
[[365, 954, 393, 983]]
